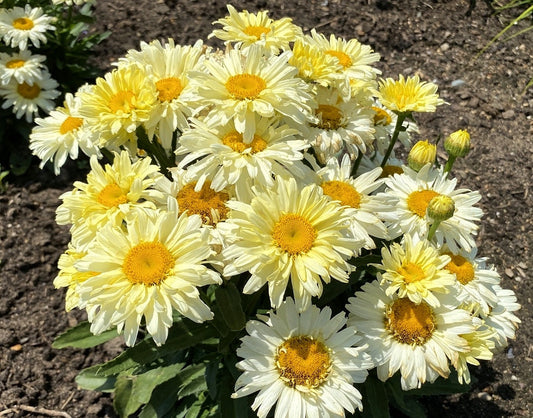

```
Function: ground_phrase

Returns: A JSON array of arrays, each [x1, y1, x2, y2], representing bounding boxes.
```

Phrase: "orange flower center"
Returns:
[[406, 189, 440, 217], [17, 82, 40, 99], [321, 180, 361, 208], [221, 130, 267, 154], [315, 104, 343, 130], [155, 77, 183, 102], [6, 59, 25, 69], [177, 181, 229, 225], [445, 253, 475, 285], [123, 242, 175, 286], [325, 50, 352, 68], [386, 298, 435, 345], [244, 25, 271, 39], [272, 213, 316, 256], [59, 116, 83, 135], [225, 73, 266, 100], [13, 17, 34, 30]]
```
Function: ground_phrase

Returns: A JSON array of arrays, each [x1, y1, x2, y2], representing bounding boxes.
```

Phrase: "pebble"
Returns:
[[505, 268, 514, 278], [511, 375, 519, 381], [440, 42, 450, 52], [478, 392, 493, 401], [502, 109, 516, 119]]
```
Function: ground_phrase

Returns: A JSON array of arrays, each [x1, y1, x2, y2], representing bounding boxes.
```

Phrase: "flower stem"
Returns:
[[381, 113, 407, 168], [427, 220, 441, 241], [444, 155, 457, 175]]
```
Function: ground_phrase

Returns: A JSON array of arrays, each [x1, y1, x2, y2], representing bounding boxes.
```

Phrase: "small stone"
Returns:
[[502, 109, 515, 119], [477, 392, 493, 401], [9, 343, 22, 351], [511, 375, 519, 381], [505, 268, 514, 278], [440, 43, 450, 52]]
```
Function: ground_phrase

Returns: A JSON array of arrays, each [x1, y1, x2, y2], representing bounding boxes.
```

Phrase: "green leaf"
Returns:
[[215, 282, 247, 331], [218, 370, 250, 418], [361, 375, 390, 418], [138, 376, 181, 418], [113, 375, 139, 418], [386, 375, 426, 418], [52, 321, 119, 349], [96, 319, 215, 377], [75, 364, 117, 392], [130, 363, 187, 406], [205, 360, 220, 400]]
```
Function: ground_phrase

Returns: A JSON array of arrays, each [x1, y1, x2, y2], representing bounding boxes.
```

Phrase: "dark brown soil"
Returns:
[[1, 0, 532, 417]]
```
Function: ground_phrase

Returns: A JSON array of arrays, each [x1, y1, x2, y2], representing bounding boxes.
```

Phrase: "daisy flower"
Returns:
[[305, 29, 381, 97], [481, 285, 521, 351], [441, 247, 500, 315], [77, 64, 158, 150], [0, 5, 56, 50], [222, 177, 356, 311], [346, 280, 474, 390], [176, 115, 311, 202], [0, 70, 60, 122], [380, 164, 483, 252], [184, 45, 314, 142], [316, 154, 390, 250], [232, 298, 372, 418], [376, 233, 456, 307], [309, 86, 375, 164], [288, 37, 343, 88], [376, 74, 445, 114], [56, 151, 163, 249], [210, 5, 303, 54], [119, 38, 207, 149], [74, 207, 222, 346], [0, 50, 46, 85], [29, 92, 100, 174]]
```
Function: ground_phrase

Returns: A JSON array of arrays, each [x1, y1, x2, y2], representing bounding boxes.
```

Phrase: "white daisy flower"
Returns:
[[316, 154, 390, 250], [210, 5, 303, 54], [346, 280, 474, 390], [380, 164, 483, 252], [177, 115, 311, 202], [0, 5, 56, 50], [232, 298, 372, 418], [222, 176, 357, 311], [0, 50, 46, 85], [118, 38, 207, 149], [309, 86, 375, 164], [481, 284, 521, 351], [184, 45, 315, 142], [0, 70, 59, 122], [75, 207, 222, 346], [376, 233, 456, 307], [441, 246, 500, 315], [29, 92, 100, 174]]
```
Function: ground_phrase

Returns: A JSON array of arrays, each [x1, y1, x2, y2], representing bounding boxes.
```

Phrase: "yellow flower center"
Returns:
[[13, 17, 34, 30], [17, 82, 40, 99], [397, 262, 426, 283], [372, 106, 392, 126], [225, 73, 266, 100], [221, 130, 267, 154], [445, 253, 475, 285], [380, 165, 403, 178], [315, 104, 343, 130], [276, 336, 331, 388], [243, 25, 271, 39], [321, 180, 361, 208], [407, 189, 440, 217], [123, 242, 175, 286], [155, 77, 183, 102], [272, 213, 317, 256], [59, 116, 83, 135], [6, 59, 25, 69], [177, 181, 229, 225], [97, 183, 129, 208], [325, 50, 352, 69], [109, 90, 136, 113], [386, 298, 435, 345]]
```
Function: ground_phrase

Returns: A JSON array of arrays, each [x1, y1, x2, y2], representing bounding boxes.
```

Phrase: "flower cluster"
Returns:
[[0, 0, 107, 175], [41, 5, 520, 418]]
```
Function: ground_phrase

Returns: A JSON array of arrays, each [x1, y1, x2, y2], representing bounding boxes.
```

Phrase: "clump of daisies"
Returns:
[[38, 4, 521, 418], [0, 0, 108, 176]]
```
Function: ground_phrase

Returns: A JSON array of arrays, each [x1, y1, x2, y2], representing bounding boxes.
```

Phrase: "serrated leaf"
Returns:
[[97, 319, 215, 376], [75, 364, 116, 392], [53, 321, 119, 349], [215, 282, 246, 331]]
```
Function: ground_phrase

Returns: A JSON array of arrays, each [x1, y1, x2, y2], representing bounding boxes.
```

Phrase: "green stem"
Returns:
[[444, 155, 457, 175], [350, 149, 364, 177], [136, 126, 174, 179], [427, 220, 441, 241], [381, 113, 407, 168]]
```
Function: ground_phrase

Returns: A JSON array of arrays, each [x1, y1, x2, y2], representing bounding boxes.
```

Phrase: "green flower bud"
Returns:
[[408, 140, 436, 171], [445, 129, 470, 158], [427, 195, 455, 221]]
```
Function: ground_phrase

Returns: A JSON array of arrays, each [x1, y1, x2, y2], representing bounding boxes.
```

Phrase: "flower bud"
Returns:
[[445, 129, 470, 158], [427, 195, 455, 221], [408, 140, 436, 171]]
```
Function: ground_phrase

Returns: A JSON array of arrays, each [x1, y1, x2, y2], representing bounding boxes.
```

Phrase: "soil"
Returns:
[[0, 0, 532, 417]]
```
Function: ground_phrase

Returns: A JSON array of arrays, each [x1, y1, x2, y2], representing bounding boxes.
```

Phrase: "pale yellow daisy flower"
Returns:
[[0, 50, 46, 85], [0, 5, 56, 50]]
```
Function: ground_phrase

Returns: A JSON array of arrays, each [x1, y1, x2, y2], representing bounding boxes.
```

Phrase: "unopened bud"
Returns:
[[408, 140, 436, 171], [427, 195, 455, 221], [445, 129, 470, 158]]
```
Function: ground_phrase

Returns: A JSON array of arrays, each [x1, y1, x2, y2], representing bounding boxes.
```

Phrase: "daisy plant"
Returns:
[[42, 5, 520, 418], [0, 0, 109, 176]]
